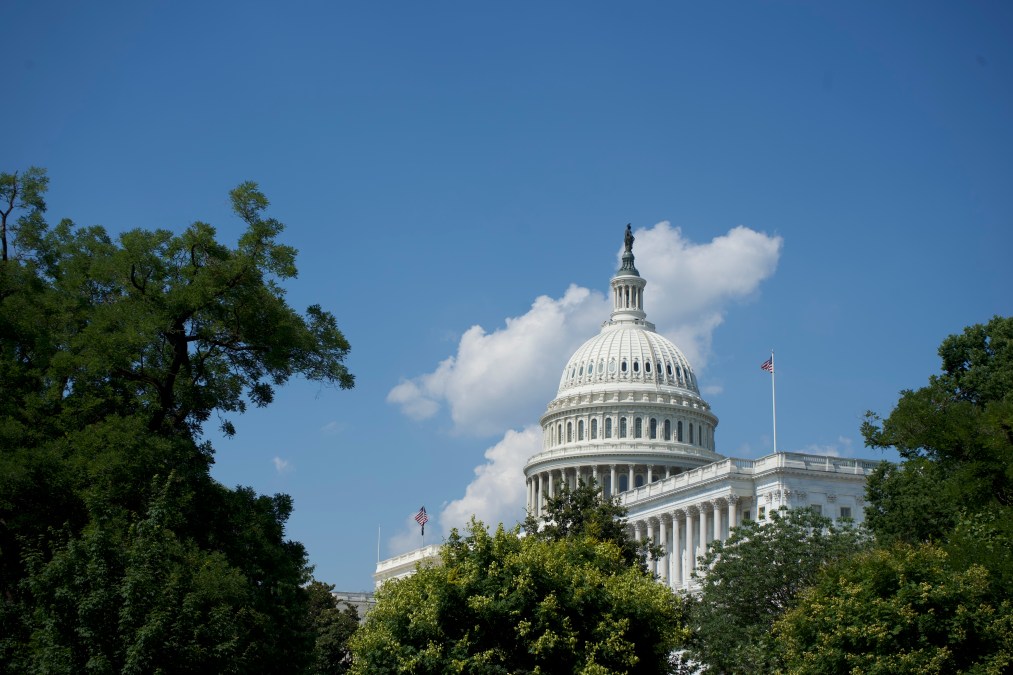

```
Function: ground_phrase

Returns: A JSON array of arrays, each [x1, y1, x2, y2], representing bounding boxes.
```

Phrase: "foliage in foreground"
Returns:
[[350, 521, 688, 675], [775, 543, 1013, 674], [774, 315, 1013, 672], [523, 478, 662, 572], [0, 168, 355, 672], [685, 506, 868, 674]]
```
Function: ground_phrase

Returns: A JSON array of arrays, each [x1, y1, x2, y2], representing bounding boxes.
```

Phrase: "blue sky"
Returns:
[[7, 1, 1012, 590]]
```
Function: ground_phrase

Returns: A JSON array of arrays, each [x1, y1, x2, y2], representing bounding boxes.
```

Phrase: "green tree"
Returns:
[[306, 581, 360, 674], [0, 170, 354, 672], [862, 316, 1013, 542], [523, 479, 660, 571], [686, 507, 869, 674], [775, 543, 1013, 674], [0, 166, 48, 261], [350, 521, 687, 674]]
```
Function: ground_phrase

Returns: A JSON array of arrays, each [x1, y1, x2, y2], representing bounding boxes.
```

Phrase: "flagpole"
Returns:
[[770, 350, 777, 454]]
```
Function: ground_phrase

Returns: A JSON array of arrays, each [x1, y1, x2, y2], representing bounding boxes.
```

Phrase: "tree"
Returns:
[[862, 316, 1013, 542], [306, 581, 360, 674], [523, 479, 660, 572], [686, 506, 869, 674], [0, 171, 354, 672], [0, 166, 48, 261], [350, 521, 688, 674], [775, 543, 1013, 674]]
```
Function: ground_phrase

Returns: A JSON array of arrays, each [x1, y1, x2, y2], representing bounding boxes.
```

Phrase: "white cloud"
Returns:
[[800, 436, 853, 458], [439, 425, 541, 534], [388, 284, 607, 436], [388, 222, 782, 532], [320, 420, 344, 435], [272, 456, 292, 473], [701, 384, 724, 396], [387, 512, 436, 557], [385, 426, 542, 556], [632, 223, 783, 368]]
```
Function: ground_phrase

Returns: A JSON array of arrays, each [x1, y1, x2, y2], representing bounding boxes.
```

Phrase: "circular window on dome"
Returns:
[[608, 359, 616, 374], [633, 360, 640, 373]]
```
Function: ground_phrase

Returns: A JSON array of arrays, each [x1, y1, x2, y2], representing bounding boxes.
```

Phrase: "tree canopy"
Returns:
[[523, 478, 660, 572], [350, 520, 687, 675], [776, 316, 1013, 672], [685, 506, 868, 674], [0, 168, 355, 672]]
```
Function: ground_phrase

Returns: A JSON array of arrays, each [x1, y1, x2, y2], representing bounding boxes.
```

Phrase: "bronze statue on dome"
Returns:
[[624, 224, 634, 252]]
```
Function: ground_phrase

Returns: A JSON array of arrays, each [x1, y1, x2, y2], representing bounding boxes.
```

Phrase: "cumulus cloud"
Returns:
[[272, 456, 292, 473], [632, 223, 783, 368], [439, 426, 542, 533], [387, 284, 607, 435], [387, 222, 782, 533], [385, 426, 542, 556]]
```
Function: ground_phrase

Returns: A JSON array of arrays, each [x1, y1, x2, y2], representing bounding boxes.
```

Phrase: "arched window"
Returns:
[[689, 423, 694, 445], [619, 475, 629, 492], [645, 361, 651, 374], [567, 422, 573, 442], [605, 418, 612, 439], [677, 421, 684, 442], [632, 360, 640, 373], [635, 474, 644, 488], [650, 418, 657, 439], [621, 360, 628, 373], [666, 363, 673, 377], [558, 423, 563, 445], [577, 419, 584, 440], [663, 419, 671, 441], [634, 417, 642, 438], [619, 417, 628, 438], [591, 418, 598, 439], [587, 362, 593, 375]]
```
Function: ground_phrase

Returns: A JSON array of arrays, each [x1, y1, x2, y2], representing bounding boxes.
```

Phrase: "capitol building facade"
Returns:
[[377, 228, 877, 590]]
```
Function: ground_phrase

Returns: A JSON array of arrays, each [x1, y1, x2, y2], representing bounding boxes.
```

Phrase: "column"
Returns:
[[610, 465, 617, 497], [714, 499, 723, 542], [699, 504, 709, 563], [647, 465, 653, 484], [628, 464, 635, 491], [688, 506, 699, 576], [646, 519, 656, 576], [548, 470, 555, 499], [673, 510, 683, 588], [539, 473, 546, 516], [728, 495, 738, 535], [658, 516, 668, 584], [592, 465, 598, 490]]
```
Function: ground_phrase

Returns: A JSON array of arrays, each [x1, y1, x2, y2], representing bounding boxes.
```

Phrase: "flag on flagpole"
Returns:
[[414, 506, 429, 536], [761, 357, 774, 373]]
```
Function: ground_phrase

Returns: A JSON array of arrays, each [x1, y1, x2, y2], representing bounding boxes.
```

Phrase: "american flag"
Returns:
[[761, 357, 774, 373], [414, 506, 429, 535]]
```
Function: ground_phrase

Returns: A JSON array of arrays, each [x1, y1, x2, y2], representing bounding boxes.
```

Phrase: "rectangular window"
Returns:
[[758, 506, 766, 520], [743, 510, 751, 521], [840, 506, 852, 519], [810, 504, 822, 515]]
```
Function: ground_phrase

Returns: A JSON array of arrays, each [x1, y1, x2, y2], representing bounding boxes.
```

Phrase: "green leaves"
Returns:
[[351, 521, 687, 674], [686, 506, 869, 674], [0, 171, 354, 672]]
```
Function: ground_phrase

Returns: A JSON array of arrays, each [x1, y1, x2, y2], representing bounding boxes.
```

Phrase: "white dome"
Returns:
[[558, 324, 700, 396]]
